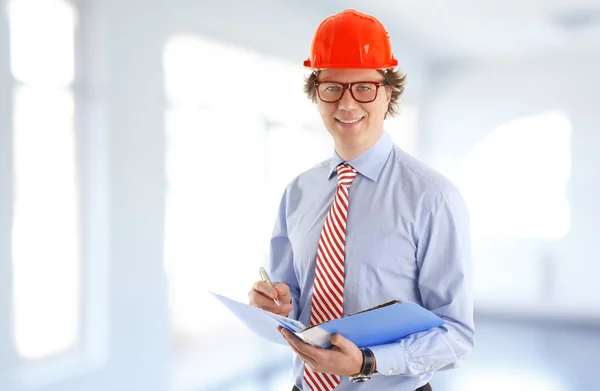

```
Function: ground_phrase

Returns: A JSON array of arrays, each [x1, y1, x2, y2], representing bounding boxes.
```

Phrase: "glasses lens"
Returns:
[[351, 82, 378, 103], [317, 82, 344, 102], [317, 82, 380, 103]]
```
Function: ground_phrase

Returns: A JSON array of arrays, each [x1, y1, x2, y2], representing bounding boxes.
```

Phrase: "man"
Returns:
[[249, 8, 474, 391]]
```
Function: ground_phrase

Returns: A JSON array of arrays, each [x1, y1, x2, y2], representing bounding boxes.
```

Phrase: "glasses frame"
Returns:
[[314, 80, 389, 103]]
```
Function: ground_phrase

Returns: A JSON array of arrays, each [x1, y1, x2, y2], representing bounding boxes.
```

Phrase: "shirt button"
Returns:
[[387, 369, 393, 375], [425, 366, 431, 371]]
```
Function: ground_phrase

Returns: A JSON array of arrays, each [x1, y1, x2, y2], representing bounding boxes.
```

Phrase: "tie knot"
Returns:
[[337, 164, 357, 186]]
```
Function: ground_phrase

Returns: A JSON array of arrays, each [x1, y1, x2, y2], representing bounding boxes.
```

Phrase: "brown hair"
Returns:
[[303, 69, 407, 119]]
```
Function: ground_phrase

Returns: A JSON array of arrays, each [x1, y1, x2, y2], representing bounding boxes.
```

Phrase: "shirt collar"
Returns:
[[328, 130, 394, 182]]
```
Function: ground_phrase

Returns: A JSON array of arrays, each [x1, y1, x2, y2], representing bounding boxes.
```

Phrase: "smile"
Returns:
[[335, 117, 364, 124]]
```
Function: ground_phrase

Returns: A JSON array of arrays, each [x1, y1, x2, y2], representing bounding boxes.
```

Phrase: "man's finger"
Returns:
[[280, 329, 319, 360], [274, 283, 290, 296], [248, 289, 272, 307], [254, 298, 292, 315], [330, 333, 353, 352], [281, 330, 319, 366], [273, 284, 293, 304], [248, 289, 292, 315], [270, 303, 293, 315], [252, 281, 277, 299]]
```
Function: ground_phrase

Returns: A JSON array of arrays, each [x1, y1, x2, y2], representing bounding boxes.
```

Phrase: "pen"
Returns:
[[259, 267, 280, 307]]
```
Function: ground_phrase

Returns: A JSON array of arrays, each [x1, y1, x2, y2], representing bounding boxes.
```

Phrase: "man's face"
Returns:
[[316, 68, 390, 153]]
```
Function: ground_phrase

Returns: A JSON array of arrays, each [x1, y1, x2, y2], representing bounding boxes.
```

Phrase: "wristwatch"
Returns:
[[349, 348, 376, 382]]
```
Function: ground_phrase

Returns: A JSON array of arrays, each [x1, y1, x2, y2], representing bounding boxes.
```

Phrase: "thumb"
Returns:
[[275, 283, 292, 302], [330, 333, 354, 351]]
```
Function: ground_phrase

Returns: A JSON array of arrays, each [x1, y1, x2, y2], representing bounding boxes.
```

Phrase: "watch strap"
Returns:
[[349, 348, 375, 382]]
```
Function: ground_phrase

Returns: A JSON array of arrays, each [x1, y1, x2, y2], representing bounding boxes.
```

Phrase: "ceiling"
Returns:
[[325, 0, 600, 63]]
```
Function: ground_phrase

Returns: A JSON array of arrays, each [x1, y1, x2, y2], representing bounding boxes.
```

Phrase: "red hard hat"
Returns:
[[304, 9, 398, 69]]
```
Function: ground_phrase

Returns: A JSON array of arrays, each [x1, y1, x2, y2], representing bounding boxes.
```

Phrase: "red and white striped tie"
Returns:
[[303, 163, 358, 391]]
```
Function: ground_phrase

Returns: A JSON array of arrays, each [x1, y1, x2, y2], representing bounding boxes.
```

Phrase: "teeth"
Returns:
[[338, 118, 362, 124]]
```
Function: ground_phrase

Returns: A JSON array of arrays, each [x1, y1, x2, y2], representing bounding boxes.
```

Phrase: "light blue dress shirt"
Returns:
[[266, 130, 474, 391]]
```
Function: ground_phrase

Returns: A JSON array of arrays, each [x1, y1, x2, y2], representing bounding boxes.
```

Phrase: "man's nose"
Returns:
[[337, 88, 358, 111]]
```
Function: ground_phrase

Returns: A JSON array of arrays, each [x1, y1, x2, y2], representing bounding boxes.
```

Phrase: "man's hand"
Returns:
[[278, 327, 365, 376], [248, 281, 293, 317]]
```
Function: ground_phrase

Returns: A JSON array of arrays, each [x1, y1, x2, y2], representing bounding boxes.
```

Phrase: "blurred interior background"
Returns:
[[1, 0, 599, 390]]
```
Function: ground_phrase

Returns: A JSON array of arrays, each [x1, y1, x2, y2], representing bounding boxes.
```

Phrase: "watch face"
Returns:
[[350, 375, 371, 383]]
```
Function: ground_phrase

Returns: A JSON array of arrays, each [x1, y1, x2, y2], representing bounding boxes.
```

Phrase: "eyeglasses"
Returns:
[[314, 80, 388, 103]]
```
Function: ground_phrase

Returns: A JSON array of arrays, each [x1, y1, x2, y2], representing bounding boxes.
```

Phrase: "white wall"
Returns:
[[422, 51, 600, 319], [0, 4, 17, 391]]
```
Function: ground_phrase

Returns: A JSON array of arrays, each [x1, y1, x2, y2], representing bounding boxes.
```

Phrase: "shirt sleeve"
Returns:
[[370, 186, 475, 376], [264, 186, 301, 319]]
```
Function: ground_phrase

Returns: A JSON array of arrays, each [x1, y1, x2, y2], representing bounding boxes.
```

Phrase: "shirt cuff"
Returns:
[[369, 343, 408, 376]]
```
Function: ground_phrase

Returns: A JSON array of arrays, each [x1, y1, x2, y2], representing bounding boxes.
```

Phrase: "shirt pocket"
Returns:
[[351, 232, 416, 264], [347, 232, 418, 303]]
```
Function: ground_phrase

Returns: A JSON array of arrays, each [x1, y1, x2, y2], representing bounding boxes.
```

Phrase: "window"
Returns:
[[386, 105, 419, 157], [454, 111, 572, 307], [8, 0, 80, 361], [163, 105, 267, 338], [457, 111, 571, 240]]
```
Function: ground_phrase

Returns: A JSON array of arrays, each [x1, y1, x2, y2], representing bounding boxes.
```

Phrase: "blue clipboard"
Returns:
[[210, 291, 444, 349]]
